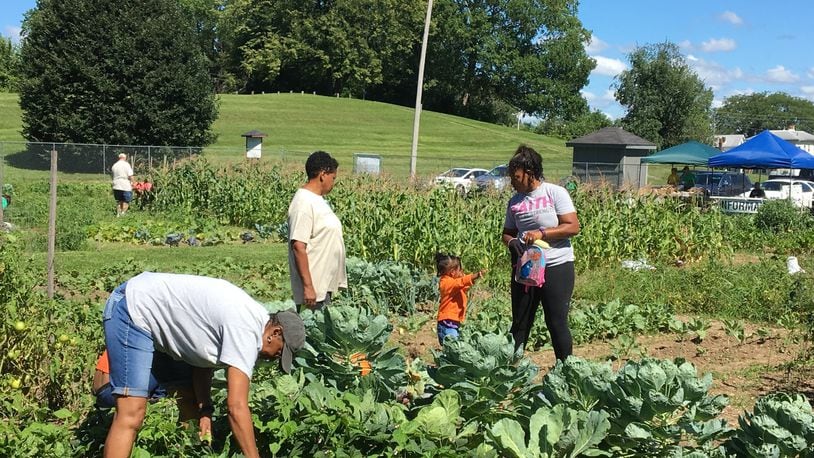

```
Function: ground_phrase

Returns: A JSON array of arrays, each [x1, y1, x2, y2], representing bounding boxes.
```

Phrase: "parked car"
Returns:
[[473, 164, 509, 192], [434, 167, 488, 194], [738, 179, 814, 208], [693, 171, 753, 196]]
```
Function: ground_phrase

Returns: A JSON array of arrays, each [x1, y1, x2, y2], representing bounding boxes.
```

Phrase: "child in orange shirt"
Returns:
[[436, 252, 485, 345]]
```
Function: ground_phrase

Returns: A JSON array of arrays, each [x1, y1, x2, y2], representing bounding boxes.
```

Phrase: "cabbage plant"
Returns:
[[297, 305, 407, 401], [725, 392, 814, 457], [430, 331, 543, 422]]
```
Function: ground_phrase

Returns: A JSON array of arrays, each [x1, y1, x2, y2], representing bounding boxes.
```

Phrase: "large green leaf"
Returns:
[[489, 419, 529, 458], [726, 393, 813, 457], [430, 331, 540, 421]]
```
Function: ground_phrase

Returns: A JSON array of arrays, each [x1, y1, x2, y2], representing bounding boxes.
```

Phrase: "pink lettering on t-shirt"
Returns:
[[511, 196, 553, 214]]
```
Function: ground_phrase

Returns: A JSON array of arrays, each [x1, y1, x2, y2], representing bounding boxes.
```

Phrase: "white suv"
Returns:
[[434, 168, 489, 195]]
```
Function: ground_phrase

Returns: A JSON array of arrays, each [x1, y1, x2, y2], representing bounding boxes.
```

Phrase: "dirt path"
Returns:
[[392, 316, 811, 424]]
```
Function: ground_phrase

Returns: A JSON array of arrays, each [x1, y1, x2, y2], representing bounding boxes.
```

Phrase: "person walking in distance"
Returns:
[[111, 153, 134, 216]]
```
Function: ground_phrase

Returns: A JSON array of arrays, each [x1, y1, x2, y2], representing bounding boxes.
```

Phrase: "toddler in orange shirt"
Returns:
[[436, 252, 485, 345]]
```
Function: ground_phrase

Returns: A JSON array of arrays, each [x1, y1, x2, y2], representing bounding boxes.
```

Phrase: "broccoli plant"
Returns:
[[725, 392, 814, 457], [338, 257, 438, 315], [429, 331, 543, 422], [392, 390, 477, 455], [722, 319, 747, 345], [485, 405, 610, 458], [297, 305, 407, 401], [541, 357, 731, 456]]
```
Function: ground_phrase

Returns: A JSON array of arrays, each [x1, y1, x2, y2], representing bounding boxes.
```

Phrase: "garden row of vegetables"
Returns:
[[1, 158, 814, 456], [2, 234, 813, 456], [8, 158, 814, 267]]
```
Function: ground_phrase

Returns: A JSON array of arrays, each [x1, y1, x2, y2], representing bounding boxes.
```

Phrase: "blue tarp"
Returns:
[[641, 140, 720, 165], [708, 130, 814, 169]]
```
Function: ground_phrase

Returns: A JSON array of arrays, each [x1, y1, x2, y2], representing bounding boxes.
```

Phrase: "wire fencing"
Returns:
[[0, 140, 656, 230], [0, 139, 660, 296]]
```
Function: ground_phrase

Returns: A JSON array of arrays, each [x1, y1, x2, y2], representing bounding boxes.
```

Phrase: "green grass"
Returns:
[[0, 92, 572, 178], [0, 93, 24, 143], [44, 242, 288, 273], [210, 93, 569, 174]]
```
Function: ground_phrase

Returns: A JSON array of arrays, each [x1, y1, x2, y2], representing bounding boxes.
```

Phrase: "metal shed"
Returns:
[[566, 127, 657, 187]]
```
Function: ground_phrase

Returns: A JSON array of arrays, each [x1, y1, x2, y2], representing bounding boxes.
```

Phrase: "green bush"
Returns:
[[0, 234, 102, 415], [574, 258, 806, 322], [148, 158, 738, 275], [754, 199, 811, 232]]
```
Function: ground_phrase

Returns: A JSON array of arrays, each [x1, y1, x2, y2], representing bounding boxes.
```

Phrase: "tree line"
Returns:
[[1, 1, 813, 148], [183, 0, 598, 128]]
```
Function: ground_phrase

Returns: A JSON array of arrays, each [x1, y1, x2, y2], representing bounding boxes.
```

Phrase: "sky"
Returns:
[[578, 0, 814, 119], [2, 1, 814, 120]]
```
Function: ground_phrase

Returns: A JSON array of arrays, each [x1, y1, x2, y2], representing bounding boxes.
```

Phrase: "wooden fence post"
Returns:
[[47, 145, 58, 299]]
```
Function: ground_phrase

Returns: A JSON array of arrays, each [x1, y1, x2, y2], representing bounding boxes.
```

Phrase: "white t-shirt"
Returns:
[[287, 188, 348, 304], [111, 160, 134, 191], [503, 182, 577, 267], [125, 272, 269, 378]]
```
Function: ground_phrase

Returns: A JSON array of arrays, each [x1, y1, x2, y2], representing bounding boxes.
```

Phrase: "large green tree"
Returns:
[[614, 42, 713, 148], [425, 0, 594, 124], [19, 0, 218, 146], [218, 0, 594, 125], [535, 110, 613, 140], [0, 37, 21, 92], [714, 92, 814, 137], [220, 0, 423, 97], [178, 0, 234, 93]]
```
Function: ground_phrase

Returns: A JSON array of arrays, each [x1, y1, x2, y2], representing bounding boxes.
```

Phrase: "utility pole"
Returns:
[[410, 0, 434, 179]]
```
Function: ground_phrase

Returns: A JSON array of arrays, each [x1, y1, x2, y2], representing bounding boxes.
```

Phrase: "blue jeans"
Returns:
[[103, 283, 192, 398], [437, 320, 460, 345], [113, 190, 133, 203]]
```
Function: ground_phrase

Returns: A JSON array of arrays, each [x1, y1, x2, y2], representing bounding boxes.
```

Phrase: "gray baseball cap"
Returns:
[[276, 310, 306, 373]]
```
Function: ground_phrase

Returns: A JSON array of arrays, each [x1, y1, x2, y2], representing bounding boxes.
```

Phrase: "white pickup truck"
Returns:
[[738, 179, 814, 208]]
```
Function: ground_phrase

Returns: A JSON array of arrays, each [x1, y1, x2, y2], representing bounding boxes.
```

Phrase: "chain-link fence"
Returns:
[[0, 140, 660, 296], [0, 141, 203, 175]]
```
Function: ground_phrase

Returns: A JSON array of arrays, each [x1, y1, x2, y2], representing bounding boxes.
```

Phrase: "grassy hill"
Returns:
[[0, 92, 572, 177], [0, 93, 23, 143]]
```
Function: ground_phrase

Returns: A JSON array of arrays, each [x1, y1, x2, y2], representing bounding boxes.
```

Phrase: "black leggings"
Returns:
[[510, 261, 575, 361]]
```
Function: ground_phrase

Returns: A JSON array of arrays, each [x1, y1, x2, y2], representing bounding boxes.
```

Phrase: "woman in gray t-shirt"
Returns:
[[501, 146, 581, 360]]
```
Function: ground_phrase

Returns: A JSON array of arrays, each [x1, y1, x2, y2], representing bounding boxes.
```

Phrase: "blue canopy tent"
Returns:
[[708, 130, 814, 169], [641, 140, 720, 165]]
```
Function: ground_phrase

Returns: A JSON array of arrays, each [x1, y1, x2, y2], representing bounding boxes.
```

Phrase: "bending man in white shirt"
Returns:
[[102, 272, 306, 458]]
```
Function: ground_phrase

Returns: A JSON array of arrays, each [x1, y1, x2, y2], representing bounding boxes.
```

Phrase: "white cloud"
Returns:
[[585, 34, 608, 54], [719, 11, 743, 25], [716, 89, 756, 107], [701, 38, 736, 52], [686, 55, 744, 90], [582, 88, 623, 118], [582, 88, 615, 102], [678, 40, 694, 51], [765, 65, 799, 84], [3, 26, 21, 43], [727, 88, 755, 97], [801, 86, 814, 95], [591, 56, 627, 77], [808, 68, 814, 79]]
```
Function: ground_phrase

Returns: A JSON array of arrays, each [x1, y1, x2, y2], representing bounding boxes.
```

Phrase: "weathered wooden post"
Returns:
[[47, 145, 58, 299]]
